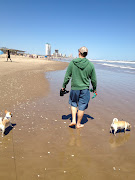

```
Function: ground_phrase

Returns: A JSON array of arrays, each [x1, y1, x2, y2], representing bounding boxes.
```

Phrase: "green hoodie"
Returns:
[[63, 58, 97, 91]]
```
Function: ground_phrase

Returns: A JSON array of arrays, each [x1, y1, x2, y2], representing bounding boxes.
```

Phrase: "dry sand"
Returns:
[[0, 54, 135, 180], [0, 54, 68, 109]]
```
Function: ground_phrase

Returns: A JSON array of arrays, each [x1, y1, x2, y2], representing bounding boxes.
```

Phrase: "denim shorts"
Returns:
[[69, 89, 90, 111]]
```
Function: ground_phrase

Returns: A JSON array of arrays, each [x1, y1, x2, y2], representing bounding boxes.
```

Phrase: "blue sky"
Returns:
[[0, 0, 135, 60]]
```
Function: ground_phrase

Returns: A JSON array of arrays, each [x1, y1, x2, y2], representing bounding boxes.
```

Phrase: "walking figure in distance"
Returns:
[[7, 50, 12, 62]]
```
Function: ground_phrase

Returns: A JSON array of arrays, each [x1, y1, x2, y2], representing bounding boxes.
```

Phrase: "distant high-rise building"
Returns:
[[45, 43, 51, 56], [53, 49, 59, 57], [55, 49, 58, 54], [69, 54, 73, 58]]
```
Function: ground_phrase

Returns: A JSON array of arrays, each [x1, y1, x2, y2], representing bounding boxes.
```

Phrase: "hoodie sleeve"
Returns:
[[90, 66, 97, 91], [62, 62, 72, 88]]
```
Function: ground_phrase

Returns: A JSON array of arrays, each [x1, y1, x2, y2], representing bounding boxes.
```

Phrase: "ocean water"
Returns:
[[90, 59, 135, 74], [55, 58, 135, 74]]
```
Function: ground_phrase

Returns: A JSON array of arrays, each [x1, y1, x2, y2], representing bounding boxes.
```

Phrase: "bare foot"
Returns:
[[69, 122, 76, 127], [76, 124, 84, 129]]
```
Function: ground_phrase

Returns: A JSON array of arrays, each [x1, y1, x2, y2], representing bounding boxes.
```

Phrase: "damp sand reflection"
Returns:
[[109, 132, 131, 148]]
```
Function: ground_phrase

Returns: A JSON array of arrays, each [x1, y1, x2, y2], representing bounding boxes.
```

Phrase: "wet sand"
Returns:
[[0, 55, 135, 180]]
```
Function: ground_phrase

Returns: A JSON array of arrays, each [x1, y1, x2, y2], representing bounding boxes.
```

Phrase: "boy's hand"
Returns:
[[62, 88, 65, 91]]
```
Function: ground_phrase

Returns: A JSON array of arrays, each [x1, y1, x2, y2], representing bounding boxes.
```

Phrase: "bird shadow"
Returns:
[[4, 123, 16, 136], [62, 113, 94, 129]]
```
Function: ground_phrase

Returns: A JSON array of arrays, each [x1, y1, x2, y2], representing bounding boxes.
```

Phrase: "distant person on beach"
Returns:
[[62, 46, 97, 129], [7, 50, 12, 62]]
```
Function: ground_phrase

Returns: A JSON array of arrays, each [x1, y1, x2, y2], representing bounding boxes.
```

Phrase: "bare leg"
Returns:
[[69, 106, 77, 126], [76, 110, 84, 129]]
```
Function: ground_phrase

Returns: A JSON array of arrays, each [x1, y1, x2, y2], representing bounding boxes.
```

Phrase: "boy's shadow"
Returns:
[[62, 114, 94, 129], [4, 123, 16, 136]]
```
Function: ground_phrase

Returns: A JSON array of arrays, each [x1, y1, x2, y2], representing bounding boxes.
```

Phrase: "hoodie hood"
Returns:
[[73, 58, 89, 70]]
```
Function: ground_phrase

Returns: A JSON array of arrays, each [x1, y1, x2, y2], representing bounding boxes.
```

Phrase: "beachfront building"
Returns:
[[45, 43, 51, 56], [63, 54, 66, 58], [38, 55, 45, 59], [32, 54, 38, 58], [69, 54, 73, 58], [53, 49, 62, 57], [0, 47, 25, 55]]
